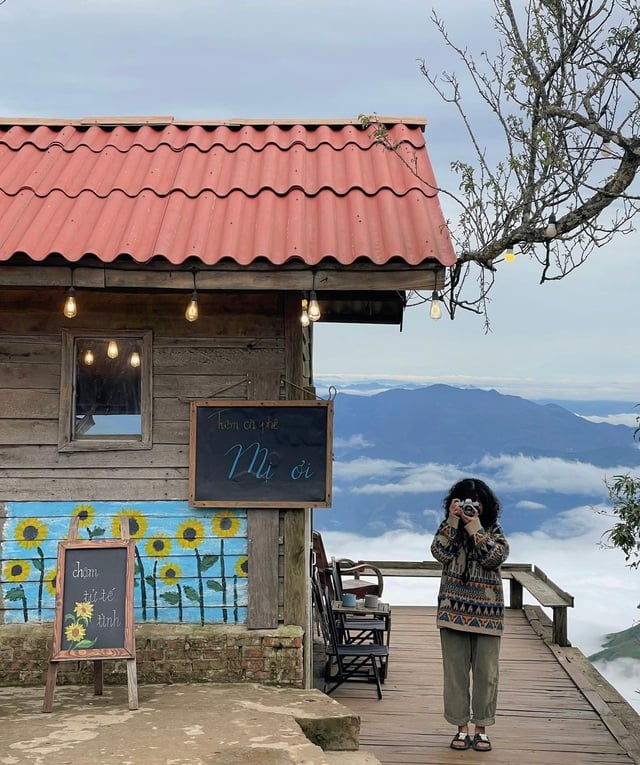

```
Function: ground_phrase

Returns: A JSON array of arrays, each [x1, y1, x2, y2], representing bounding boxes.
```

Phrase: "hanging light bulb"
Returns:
[[129, 351, 141, 368], [185, 269, 199, 322], [185, 290, 199, 322], [300, 298, 310, 327], [83, 349, 94, 366], [63, 287, 77, 318], [504, 247, 516, 263], [107, 340, 119, 359], [308, 290, 321, 322], [545, 213, 557, 238], [429, 290, 443, 321]]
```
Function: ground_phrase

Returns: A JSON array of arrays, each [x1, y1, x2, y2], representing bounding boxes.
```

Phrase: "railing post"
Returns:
[[509, 578, 523, 610]]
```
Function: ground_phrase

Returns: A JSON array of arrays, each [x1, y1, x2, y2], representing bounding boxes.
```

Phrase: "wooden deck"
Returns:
[[326, 606, 640, 765]]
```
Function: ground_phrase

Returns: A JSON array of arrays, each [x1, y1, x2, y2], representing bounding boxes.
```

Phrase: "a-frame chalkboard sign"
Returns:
[[42, 515, 138, 712]]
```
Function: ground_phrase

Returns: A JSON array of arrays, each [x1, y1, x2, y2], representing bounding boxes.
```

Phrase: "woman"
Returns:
[[430, 477, 509, 752]]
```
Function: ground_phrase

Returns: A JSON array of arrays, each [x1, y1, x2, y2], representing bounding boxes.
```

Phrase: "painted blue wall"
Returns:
[[1, 501, 248, 625]]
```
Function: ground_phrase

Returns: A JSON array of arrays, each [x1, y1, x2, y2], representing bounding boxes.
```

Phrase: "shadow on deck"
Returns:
[[323, 605, 640, 765]]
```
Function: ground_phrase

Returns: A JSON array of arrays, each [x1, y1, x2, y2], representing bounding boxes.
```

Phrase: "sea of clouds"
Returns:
[[321, 504, 640, 713]]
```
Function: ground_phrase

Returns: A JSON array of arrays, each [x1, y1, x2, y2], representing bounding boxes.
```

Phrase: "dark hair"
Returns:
[[443, 477, 501, 526]]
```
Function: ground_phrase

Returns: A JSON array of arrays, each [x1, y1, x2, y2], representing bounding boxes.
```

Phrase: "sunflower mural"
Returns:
[[1, 501, 248, 625], [145, 534, 172, 619], [15, 518, 48, 620], [212, 510, 242, 623], [71, 503, 104, 540], [159, 562, 184, 621], [112, 508, 149, 620], [3, 559, 31, 622], [176, 519, 218, 626]]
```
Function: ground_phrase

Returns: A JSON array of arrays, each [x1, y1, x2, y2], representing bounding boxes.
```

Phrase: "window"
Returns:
[[58, 330, 152, 451]]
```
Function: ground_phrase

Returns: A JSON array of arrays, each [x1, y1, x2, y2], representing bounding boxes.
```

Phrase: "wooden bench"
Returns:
[[366, 560, 574, 646]]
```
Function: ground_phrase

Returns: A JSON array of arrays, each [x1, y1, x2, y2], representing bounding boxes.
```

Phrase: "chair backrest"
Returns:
[[311, 578, 335, 653], [312, 530, 336, 597]]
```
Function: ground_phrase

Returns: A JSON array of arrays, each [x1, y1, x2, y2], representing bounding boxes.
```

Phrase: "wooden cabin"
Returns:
[[0, 116, 455, 688]]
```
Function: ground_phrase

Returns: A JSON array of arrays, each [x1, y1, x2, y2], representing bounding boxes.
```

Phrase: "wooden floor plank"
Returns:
[[326, 606, 640, 765]]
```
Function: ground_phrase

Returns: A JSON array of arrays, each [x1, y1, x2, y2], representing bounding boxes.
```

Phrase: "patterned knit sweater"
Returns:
[[431, 515, 509, 636]]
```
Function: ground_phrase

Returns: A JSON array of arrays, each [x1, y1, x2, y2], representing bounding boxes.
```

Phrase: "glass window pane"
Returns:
[[74, 337, 142, 438]]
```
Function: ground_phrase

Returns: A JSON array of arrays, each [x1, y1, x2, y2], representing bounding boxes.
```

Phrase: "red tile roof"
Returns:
[[0, 117, 456, 268]]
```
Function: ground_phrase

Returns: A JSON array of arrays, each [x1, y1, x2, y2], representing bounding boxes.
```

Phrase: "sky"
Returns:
[[1, 0, 639, 716], [0, 0, 638, 402]]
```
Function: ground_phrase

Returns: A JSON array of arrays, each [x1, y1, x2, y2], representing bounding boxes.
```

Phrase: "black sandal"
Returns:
[[472, 732, 492, 751], [450, 732, 472, 750]]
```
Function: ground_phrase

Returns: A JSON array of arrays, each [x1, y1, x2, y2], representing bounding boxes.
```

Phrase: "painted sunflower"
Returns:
[[176, 520, 206, 549], [145, 534, 172, 559], [44, 568, 58, 597], [65, 622, 86, 643], [159, 563, 182, 586], [74, 601, 94, 620], [71, 503, 96, 528], [212, 510, 241, 538], [15, 518, 48, 549], [111, 508, 148, 540], [234, 556, 248, 578], [3, 559, 30, 582]]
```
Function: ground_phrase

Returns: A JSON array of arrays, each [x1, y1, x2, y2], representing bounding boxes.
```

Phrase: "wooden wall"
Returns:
[[0, 286, 311, 630]]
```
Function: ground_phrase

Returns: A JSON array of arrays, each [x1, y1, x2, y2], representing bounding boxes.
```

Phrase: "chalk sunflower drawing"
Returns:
[[113, 508, 149, 619], [71, 503, 104, 539], [74, 600, 94, 619], [212, 510, 241, 538], [64, 600, 97, 649], [176, 520, 216, 625], [65, 622, 86, 643], [3, 559, 31, 622], [145, 534, 172, 620], [159, 562, 184, 621], [15, 519, 48, 620]]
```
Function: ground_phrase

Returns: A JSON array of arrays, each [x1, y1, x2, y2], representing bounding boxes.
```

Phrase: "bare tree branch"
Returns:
[[362, 0, 640, 323]]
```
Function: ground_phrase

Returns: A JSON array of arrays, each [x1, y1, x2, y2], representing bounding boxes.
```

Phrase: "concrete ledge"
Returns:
[[0, 681, 368, 764]]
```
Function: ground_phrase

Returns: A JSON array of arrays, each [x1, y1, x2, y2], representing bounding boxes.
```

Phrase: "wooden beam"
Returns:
[[0, 263, 444, 292]]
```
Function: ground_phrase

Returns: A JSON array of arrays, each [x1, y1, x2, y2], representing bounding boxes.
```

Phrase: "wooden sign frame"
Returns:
[[189, 399, 333, 508], [50, 539, 136, 661], [43, 516, 138, 712]]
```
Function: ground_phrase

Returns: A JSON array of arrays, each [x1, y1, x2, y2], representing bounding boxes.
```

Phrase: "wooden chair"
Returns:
[[312, 530, 384, 599], [311, 580, 388, 699]]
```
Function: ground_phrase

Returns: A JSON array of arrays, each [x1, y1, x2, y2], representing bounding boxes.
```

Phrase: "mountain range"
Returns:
[[315, 384, 640, 536]]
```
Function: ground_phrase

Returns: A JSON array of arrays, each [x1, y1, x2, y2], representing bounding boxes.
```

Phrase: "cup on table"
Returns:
[[364, 594, 379, 609], [341, 593, 357, 607]]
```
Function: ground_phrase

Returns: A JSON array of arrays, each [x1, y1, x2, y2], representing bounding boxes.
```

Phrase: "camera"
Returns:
[[460, 498, 480, 517]]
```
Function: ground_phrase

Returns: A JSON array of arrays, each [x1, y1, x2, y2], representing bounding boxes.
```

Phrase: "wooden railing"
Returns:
[[365, 560, 575, 646]]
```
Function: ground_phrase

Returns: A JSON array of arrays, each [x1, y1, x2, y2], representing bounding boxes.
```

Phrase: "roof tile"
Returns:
[[0, 119, 456, 268]]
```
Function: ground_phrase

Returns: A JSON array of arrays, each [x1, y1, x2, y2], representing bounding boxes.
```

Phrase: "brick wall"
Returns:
[[0, 623, 304, 687]]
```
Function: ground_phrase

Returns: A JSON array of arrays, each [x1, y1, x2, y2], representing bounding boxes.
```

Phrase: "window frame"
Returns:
[[58, 329, 153, 452]]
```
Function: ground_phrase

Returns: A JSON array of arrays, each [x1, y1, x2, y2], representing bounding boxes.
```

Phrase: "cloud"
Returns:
[[333, 434, 373, 449], [473, 454, 634, 496], [321, 504, 640, 712], [516, 500, 547, 511], [334, 454, 636, 499], [580, 413, 639, 427]]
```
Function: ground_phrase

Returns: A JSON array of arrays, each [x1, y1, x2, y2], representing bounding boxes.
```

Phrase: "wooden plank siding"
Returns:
[[0, 287, 313, 631], [326, 606, 640, 765]]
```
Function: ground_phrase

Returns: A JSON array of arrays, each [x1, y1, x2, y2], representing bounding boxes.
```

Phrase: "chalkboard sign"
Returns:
[[189, 400, 333, 507], [51, 539, 136, 660]]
